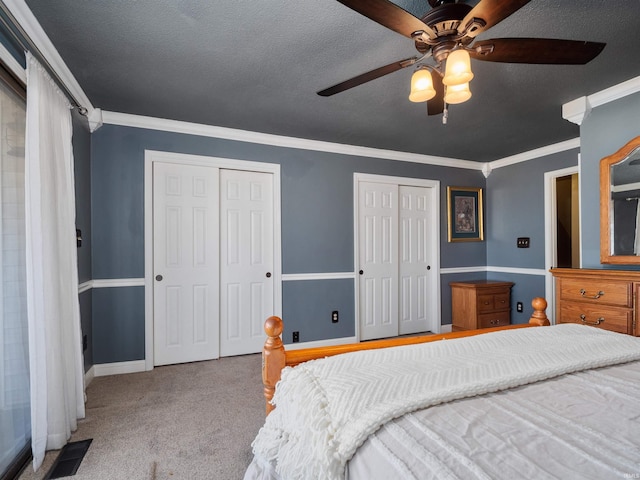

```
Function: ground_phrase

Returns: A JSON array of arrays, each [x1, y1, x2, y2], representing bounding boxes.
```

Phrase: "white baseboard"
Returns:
[[84, 365, 95, 388], [93, 360, 146, 377]]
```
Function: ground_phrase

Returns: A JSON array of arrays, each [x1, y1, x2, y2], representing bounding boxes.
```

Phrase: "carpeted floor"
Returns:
[[18, 354, 265, 480]]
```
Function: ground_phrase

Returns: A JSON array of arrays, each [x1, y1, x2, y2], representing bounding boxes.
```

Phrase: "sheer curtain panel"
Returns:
[[24, 53, 85, 471]]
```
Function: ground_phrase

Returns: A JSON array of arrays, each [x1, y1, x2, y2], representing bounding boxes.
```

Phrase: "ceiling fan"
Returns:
[[317, 0, 605, 119]]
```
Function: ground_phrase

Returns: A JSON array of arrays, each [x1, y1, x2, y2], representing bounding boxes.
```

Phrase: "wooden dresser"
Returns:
[[551, 268, 640, 336], [450, 280, 514, 331]]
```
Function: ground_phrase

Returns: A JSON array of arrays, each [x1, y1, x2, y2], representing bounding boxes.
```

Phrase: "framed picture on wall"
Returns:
[[447, 186, 484, 242]]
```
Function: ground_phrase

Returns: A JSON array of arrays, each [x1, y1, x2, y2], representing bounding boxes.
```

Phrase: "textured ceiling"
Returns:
[[23, 0, 640, 162]]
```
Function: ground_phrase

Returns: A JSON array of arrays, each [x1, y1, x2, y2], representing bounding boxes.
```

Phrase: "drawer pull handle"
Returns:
[[580, 289, 604, 299], [579, 314, 605, 326]]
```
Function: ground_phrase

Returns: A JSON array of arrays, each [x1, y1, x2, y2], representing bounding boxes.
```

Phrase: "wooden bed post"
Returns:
[[263, 316, 285, 415], [529, 297, 550, 326]]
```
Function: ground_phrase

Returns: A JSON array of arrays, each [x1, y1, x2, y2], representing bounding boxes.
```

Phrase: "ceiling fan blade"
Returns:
[[459, 0, 531, 38], [427, 73, 444, 116], [469, 38, 606, 64], [336, 0, 436, 39], [317, 57, 419, 97]]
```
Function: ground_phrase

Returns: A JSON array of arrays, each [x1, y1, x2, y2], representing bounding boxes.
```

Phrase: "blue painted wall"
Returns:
[[484, 149, 579, 323], [486, 150, 578, 269], [83, 91, 639, 364], [580, 91, 640, 270], [72, 110, 93, 370], [90, 124, 487, 361]]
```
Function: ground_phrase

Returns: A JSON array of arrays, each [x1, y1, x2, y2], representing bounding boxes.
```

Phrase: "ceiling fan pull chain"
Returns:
[[442, 103, 448, 124]]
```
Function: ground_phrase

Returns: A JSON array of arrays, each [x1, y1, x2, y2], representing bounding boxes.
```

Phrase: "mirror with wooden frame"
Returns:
[[600, 136, 640, 264]]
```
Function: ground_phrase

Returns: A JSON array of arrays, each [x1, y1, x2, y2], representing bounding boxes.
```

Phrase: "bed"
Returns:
[[245, 298, 640, 479]]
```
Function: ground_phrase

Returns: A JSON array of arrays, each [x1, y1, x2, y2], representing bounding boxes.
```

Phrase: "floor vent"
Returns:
[[44, 439, 93, 479]]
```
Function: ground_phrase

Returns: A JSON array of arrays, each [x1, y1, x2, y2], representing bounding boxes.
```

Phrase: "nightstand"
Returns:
[[450, 280, 514, 331]]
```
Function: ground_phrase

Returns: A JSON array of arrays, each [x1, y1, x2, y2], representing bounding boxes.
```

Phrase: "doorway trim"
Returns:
[[353, 173, 441, 341], [144, 150, 282, 370], [544, 163, 579, 325]]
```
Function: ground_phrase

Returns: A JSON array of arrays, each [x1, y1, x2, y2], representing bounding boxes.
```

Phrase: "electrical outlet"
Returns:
[[292, 331, 299, 343], [331, 310, 339, 323], [516, 301, 523, 313], [517, 237, 530, 248]]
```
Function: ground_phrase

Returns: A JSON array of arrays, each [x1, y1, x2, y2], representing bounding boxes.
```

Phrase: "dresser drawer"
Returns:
[[558, 278, 631, 307], [478, 311, 511, 328], [557, 302, 632, 335]]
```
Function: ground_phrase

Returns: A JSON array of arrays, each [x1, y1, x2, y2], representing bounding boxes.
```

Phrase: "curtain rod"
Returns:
[[0, 2, 88, 116]]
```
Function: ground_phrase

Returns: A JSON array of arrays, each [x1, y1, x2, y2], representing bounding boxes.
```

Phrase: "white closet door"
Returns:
[[153, 162, 220, 366], [220, 169, 274, 356], [358, 182, 399, 340], [399, 185, 436, 335]]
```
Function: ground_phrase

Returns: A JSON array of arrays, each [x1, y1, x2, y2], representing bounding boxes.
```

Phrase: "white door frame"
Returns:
[[144, 150, 282, 370], [544, 162, 580, 325], [354, 173, 441, 341]]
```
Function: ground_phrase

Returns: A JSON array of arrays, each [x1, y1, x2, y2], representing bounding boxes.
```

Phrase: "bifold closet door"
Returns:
[[153, 163, 274, 365], [153, 162, 220, 366], [398, 185, 434, 335], [358, 181, 399, 341], [219, 169, 274, 357], [358, 181, 436, 341]]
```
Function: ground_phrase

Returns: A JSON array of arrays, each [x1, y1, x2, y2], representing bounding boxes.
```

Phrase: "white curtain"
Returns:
[[24, 52, 85, 471]]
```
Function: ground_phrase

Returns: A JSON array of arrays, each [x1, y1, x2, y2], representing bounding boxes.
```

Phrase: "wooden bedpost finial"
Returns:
[[264, 315, 283, 339], [529, 297, 550, 326], [263, 316, 285, 416]]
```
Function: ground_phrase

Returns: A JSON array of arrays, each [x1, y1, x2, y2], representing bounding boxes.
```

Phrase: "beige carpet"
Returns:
[[19, 354, 265, 480]]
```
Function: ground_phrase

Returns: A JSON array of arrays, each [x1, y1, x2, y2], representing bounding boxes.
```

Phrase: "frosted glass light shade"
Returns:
[[444, 82, 472, 104], [443, 49, 474, 86], [408, 68, 436, 103]]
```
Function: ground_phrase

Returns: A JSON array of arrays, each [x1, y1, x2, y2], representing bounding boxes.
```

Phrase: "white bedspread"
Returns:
[[248, 325, 640, 480], [347, 360, 640, 479]]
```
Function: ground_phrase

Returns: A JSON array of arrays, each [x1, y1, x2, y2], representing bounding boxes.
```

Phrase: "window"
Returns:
[[0, 62, 29, 480]]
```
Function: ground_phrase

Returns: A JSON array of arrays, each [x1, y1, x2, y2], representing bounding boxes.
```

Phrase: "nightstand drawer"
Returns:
[[493, 293, 510, 311], [478, 311, 511, 328], [477, 294, 495, 312], [558, 302, 631, 334], [477, 293, 510, 312], [559, 278, 631, 307]]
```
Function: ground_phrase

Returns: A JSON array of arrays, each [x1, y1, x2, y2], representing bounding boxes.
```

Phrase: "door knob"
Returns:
[[427, 265, 431, 270], [266, 272, 272, 278], [155, 275, 163, 281], [359, 270, 364, 275]]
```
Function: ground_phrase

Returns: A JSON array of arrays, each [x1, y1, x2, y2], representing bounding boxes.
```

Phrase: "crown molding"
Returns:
[[563, 75, 640, 125], [562, 96, 592, 126], [2, 0, 94, 114], [101, 111, 483, 171], [489, 138, 580, 170]]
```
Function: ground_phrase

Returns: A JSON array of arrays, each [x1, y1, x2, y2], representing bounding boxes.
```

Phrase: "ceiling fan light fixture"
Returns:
[[408, 67, 436, 103], [442, 49, 474, 86], [444, 82, 472, 104]]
